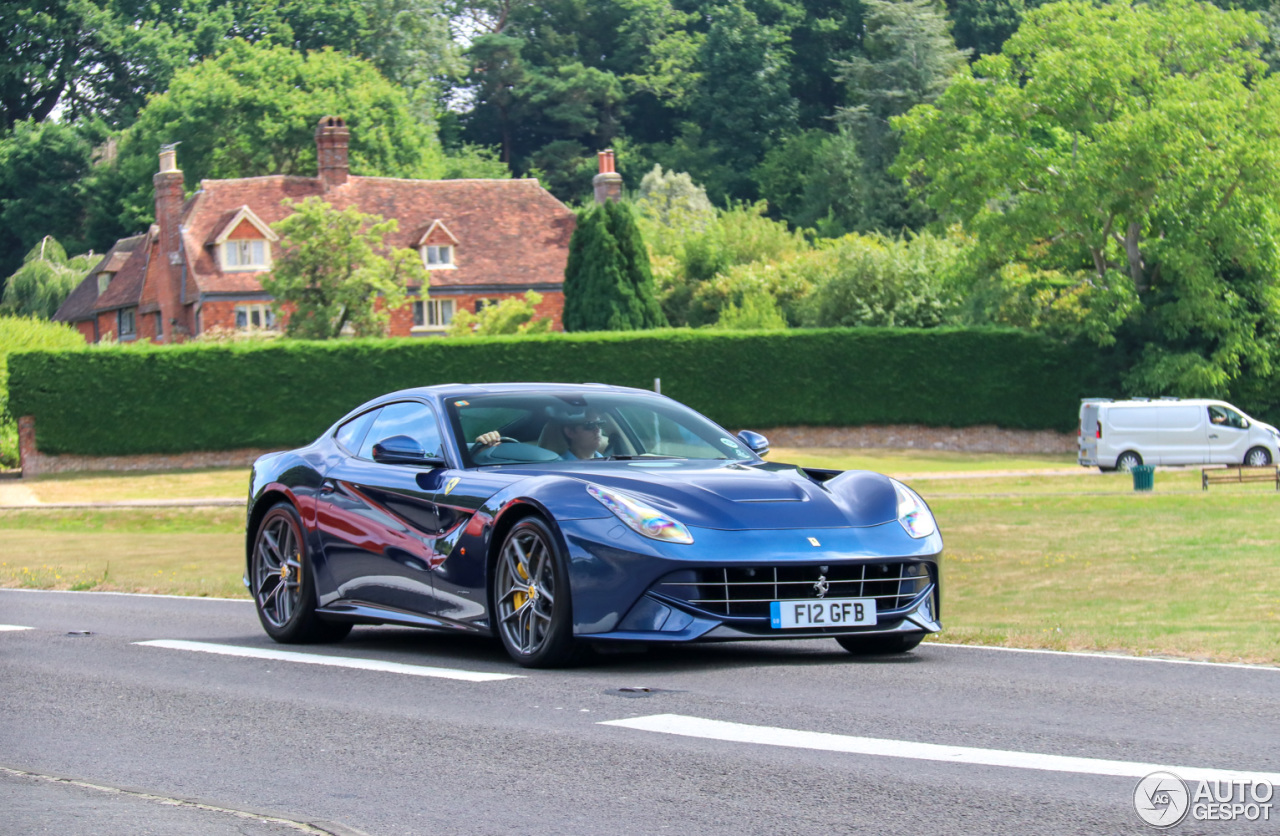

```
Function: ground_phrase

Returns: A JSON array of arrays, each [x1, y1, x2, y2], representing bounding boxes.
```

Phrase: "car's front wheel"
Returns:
[[1244, 446, 1272, 467], [251, 502, 351, 644], [835, 633, 924, 655], [493, 516, 578, 668]]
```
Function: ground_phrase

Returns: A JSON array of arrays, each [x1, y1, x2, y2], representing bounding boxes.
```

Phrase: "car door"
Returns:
[[315, 400, 450, 615], [1207, 405, 1251, 464]]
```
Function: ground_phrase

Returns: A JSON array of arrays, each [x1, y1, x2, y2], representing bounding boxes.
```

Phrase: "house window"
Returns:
[[423, 245, 454, 268], [222, 240, 268, 270], [97, 273, 112, 295], [413, 299, 454, 329], [155, 312, 163, 338], [234, 303, 276, 330], [118, 308, 137, 339]]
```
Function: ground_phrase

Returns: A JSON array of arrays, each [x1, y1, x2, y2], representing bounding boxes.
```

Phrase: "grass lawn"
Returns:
[[2, 454, 1277, 664], [0, 508, 246, 599]]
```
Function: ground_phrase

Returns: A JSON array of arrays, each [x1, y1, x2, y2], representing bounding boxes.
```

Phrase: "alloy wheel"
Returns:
[[254, 512, 303, 628], [496, 525, 557, 657]]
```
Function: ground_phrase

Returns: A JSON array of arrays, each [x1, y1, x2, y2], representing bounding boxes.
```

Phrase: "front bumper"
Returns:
[[564, 519, 943, 643]]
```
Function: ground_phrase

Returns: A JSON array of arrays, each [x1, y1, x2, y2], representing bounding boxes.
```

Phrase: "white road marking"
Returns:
[[926, 641, 1280, 673], [135, 640, 521, 682], [0, 625, 33, 631], [601, 714, 1280, 785], [1, 588, 249, 603]]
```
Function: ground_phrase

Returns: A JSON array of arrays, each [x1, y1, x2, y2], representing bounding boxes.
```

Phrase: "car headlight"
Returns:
[[892, 480, 937, 539], [586, 484, 694, 544]]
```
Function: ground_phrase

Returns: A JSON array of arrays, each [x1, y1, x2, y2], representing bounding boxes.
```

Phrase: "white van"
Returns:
[[1078, 398, 1280, 470]]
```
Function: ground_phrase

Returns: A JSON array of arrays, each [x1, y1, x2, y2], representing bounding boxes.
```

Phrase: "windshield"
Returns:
[[445, 391, 759, 468]]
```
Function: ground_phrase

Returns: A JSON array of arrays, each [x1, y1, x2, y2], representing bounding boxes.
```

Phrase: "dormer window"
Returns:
[[223, 240, 268, 268], [418, 220, 459, 270], [425, 245, 453, 267], [212, 206, 277, 272]]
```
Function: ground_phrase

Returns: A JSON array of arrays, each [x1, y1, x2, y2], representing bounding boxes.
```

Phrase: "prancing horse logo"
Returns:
[[813, 574, 830, 598]]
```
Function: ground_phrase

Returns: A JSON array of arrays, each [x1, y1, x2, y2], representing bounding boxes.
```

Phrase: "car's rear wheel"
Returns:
[[252, 502, 351, 644], [1244, 446, 1272, 467], [1116, 451, 1143, 472], [835, 633, 924, 655], [493, 516, 578, 668]]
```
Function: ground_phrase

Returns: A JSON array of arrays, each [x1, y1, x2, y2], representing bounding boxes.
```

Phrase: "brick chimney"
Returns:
[[316, 116, 350, 190], [593, 149, 622, 203], [153, 144, 185, 340]]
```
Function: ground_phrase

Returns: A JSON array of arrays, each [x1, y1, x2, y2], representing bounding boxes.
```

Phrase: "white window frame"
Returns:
[[222, 239, 270, 271], [118, 307, 137, 339], [412, 298, 455, 331], [422, 244, 456, 269], [234, 303, 277, 330]]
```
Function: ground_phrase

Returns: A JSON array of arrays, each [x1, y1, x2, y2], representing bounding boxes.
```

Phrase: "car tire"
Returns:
[[492, 516, 579, 668], [1244, 447, 1272, 467], [835, 633, 925, 655], [1116, 451, 1142, 472], [251, 502, 352, 644]]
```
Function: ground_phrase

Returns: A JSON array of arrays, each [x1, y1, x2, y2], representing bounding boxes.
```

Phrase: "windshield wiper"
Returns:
[[604, 454, 682, 461]]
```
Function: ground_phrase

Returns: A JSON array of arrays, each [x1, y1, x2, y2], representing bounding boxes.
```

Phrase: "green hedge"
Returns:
[[7, 328, 1116, 456]]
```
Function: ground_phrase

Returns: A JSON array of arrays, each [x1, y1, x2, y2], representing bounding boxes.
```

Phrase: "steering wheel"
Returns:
[[469, 436, 520, 455]]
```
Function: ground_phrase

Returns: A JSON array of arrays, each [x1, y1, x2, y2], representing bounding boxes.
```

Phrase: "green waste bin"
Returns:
[[1131, 465, 1155, 491]]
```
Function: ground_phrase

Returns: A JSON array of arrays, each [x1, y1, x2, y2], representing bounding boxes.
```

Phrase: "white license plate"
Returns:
[[770, 598, 877, 629]]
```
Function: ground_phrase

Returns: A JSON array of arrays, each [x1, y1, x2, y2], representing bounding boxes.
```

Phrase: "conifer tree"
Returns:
[[604, 201, 667, 328]]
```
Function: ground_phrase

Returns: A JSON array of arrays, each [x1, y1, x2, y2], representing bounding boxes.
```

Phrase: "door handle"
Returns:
[[1208, 434, 1219, 439]]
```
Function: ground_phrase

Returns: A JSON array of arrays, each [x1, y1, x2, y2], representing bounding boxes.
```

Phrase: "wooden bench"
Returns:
[[1201, 466, 1280, 490]]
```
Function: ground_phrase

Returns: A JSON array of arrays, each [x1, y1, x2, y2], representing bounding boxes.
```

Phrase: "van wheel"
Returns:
[[1244, 447, 1272, 467], [1116, 451, 1142, 472]]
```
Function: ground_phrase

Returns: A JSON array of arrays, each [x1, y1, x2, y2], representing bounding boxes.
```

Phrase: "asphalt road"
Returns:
[[2, 589, 1276, 836]]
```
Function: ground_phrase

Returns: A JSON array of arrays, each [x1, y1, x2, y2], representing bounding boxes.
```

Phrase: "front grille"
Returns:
[[654, 562, 931, 618]]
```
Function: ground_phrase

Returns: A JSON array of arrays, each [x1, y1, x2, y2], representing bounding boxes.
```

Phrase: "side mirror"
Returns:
[[737, 430, 770, 456], [371, 435, 446, 467]]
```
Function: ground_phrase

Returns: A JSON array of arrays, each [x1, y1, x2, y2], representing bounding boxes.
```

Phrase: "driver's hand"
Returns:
[[476, 431, 501, 447]]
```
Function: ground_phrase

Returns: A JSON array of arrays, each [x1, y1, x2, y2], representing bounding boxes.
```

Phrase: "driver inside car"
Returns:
[[474, 409, 607, 459]]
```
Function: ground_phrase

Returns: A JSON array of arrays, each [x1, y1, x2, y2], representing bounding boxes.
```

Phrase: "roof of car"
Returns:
[[382, 382, 659, 400]]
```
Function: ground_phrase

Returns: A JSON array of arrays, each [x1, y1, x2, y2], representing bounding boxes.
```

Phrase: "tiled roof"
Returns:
[[53, 233, 149, 322], [182, 176, 575, 294]]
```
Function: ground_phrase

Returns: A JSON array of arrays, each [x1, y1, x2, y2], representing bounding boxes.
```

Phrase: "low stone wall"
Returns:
[[18, 416, 280, 477], [17, 415, 1076, 477], [762, 424, 1076, 455]]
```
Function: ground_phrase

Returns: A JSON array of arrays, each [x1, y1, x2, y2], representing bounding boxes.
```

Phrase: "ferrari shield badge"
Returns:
[[444, 477, 460, 495]]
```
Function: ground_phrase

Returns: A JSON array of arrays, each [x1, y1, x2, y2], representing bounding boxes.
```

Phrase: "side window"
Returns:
[[1207, 406, 1246, 429], [334, 409, 379, 455], [358, 401, 444, 461]]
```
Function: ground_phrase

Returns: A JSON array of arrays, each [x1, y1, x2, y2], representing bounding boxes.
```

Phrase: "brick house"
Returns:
[[54, 117, 577, 341]]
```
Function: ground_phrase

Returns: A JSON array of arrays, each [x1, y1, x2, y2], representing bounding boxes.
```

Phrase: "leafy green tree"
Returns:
[[1, 237, 97, 319], [446, 290, 552, 336], [85, 40, 444, 248], [678, 0, 798, 202], [635, 165, 715, 236], [262, 197, 425, 339], [895, 0, 1280, 395], [834, 0, 968, 232], [0, 118, 103, 283], [946, 0, 1038, 57], [0, 0, 192, 131], [797, 231, 961, 327]]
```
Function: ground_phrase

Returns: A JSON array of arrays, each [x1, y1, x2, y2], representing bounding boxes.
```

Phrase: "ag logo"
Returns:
[[1134, 771, 1189, 828], [444, 477, 460, 495]]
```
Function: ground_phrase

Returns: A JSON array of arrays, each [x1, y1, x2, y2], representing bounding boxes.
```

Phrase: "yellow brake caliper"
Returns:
[[512, 561, 530, 610]]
